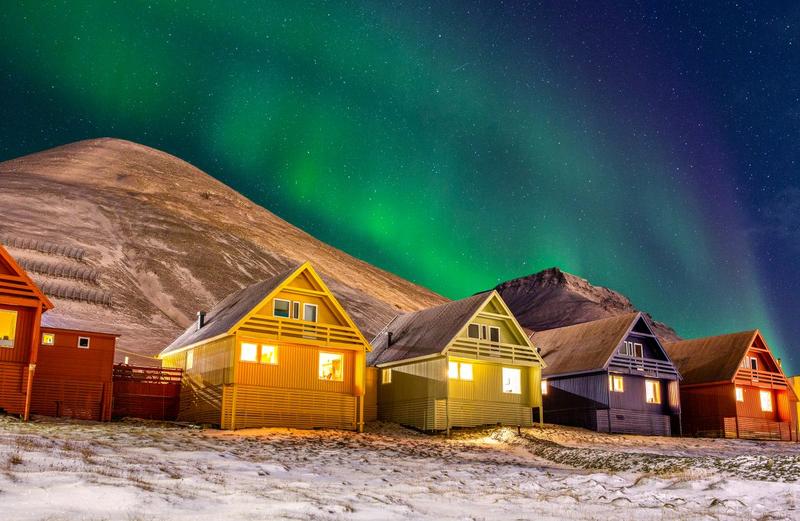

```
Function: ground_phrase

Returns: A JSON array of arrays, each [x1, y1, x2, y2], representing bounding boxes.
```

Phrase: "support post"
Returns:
[[23, 305, 43, 421]]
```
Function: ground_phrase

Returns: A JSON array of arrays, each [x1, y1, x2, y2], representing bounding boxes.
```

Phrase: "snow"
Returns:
[[0, 416, 798, 520]]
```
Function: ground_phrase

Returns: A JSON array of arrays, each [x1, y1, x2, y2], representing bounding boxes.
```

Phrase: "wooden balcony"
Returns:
[[608, 354, 679, 379], [734, 368, 788, 389], [238, 316, 365, 349], [448, 337, 540, 366]]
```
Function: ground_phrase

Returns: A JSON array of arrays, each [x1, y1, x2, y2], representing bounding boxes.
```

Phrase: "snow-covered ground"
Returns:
[[0, 416, 798, 520]]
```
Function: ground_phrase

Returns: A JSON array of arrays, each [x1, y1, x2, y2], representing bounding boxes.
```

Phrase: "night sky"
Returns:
[[1, 2, 798, 371]]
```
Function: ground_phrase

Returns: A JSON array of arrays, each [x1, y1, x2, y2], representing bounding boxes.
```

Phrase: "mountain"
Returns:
[[494, 267, 680, 341], [0, 138, 446, 364]]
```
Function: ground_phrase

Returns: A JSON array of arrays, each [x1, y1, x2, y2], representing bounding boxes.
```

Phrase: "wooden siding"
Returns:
[[364, 367, 378, 422], [112, 365, 182, 421], [599, 408, 671, 436], [0, 361, 28, 414], [32, 379, 110, 420], [679, 384, 737, 437], [377, 357, 447, 431], [723, 416, 792, 441], [221, 384, 356, 430]]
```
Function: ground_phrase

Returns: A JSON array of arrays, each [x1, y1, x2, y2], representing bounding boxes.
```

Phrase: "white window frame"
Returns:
[[634, 343, 644, 358], [42, 332, 55, 346], [488, 326, 500, 343], [760, 390, 773, 412], [186, 350, 194, 370], [292, 301, 301, 320], [382, 368, 392, 384], [735, 387, 744, 402], [77, 336, 90, 349], [273, 299, 291, 318], [502, 367, 521, 394], [303, 303, 318, 322], [319, 352, 344, 381], [467, 323, 480, 339]]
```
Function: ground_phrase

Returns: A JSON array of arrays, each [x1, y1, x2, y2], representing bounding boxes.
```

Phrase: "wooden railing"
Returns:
[[734, 368, 788, 388], [723, 416, 792, 441], [113, 364, 183, 384], [608, 354, 678, 379], [448, 337, 540, 365], [238, 316, 365, 348]]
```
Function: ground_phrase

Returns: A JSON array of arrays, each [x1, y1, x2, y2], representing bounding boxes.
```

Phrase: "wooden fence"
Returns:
[[112, 364, 182, 421]]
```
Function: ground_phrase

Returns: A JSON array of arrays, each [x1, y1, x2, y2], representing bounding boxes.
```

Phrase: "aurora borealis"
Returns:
[[1, 3, 798, 370]]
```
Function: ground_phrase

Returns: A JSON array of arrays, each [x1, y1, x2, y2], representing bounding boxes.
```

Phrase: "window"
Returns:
[[240, 342, 258, 362], [760, 390, 773, 412], [319, 352, 344, 381], [292, 301, 300, 319], [645, 379, 661, 404], [620, 341, 644, 358], [502, 368, 521, 394], [735, 387, 744, 402], [448, 361, 473, 381], [42, 333, 55, 346], [467, 324, 480, 339], [77, 336, 90, 349], [448, 361, 460, 379], [186, 350, 194, 370], [541, 380, 548, 395], [303, 304, 318, 322], [609, 374, 624, 392], [273, 299, 291, 318], [0, 309, 18, 348], [489, 327, 500, 343], [260, 345, 278, 365], [382, 368, 392, 384]]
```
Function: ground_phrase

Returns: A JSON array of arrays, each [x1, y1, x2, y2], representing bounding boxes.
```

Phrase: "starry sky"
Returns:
[[1, 2, 799, 371]]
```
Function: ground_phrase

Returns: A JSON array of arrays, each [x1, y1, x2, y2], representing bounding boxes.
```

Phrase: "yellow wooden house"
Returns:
[[159, 262, 371, 431], [368, 291, 545, 432]]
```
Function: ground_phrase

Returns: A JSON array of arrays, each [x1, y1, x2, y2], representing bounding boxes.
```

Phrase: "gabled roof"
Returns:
[[0, 244, 53, 311], [530, 312, 646, 377], [665, 330, 763, 385], [368, 293, 488, 366]]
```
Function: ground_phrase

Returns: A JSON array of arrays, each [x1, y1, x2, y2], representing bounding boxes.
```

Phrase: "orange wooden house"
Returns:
[[0, 244, 117, 421], [666, 330, 797, 441]]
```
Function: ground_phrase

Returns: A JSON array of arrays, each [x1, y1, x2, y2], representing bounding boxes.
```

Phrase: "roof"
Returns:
[[160, 264, 301, 356], [664, 330, 758, 385], [530, 313, 640, 377], [0, 244, 54, 311], [368, 293, 489, 366], [40, 313, 121, 337]]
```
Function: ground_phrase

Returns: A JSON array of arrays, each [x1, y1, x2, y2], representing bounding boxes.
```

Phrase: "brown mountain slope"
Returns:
[[0, 138, 446, 364], [494, 267, 680, 342]]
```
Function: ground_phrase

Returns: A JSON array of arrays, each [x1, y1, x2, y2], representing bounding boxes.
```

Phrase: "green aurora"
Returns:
[[0, 2, 793, 370]]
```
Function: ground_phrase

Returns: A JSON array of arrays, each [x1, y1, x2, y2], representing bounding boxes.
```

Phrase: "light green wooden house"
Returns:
[[368, 291, 545, 432]]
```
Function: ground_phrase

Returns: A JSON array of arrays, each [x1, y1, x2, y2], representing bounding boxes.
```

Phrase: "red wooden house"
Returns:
[[0, 244, 117, 421], [666, 330, 797, 441]]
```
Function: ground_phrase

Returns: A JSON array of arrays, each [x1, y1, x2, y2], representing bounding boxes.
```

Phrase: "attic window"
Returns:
[[467, 324, 480, 339], [0, 309, 17, 349], [502, 368, 521, 394], [319, 352, 344, 381], [77, 337, 90, 349], [273, 299, 291, 318], [303, 304, 318, 322], [620, 341, 643, 358], [609, 374, 624, 393], [42, 333, 55, 346], [489, 327, 500, 344]]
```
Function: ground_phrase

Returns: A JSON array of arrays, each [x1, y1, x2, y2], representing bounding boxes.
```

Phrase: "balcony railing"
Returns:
[[238, 315, 365, 349], [734, 368, 788, 388], [448, 337, 540, 365], [608, 354, 678, 378]]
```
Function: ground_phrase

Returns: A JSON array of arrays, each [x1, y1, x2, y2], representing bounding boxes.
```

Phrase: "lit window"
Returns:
[[735, 387, 744, 402], [260, 345, 278, 365], [77, 337, 90, 349], [609, 375, 624, 392], [273, 299, 291, 318], [303, 304, 318, 322], [467, 324, 480, 339], [319, 352, 344, 381], [541, 380, 548, 395], [448, 361, 459, 379], [240, 342, 258, 362], [502, 368, 521, 394], [42, 333, 55, 346], [382, 368, 392, 384], [645, 379, 661, 404], [459, 363, 473, 381], [186, 350, 194, 370], [0, 309, 18, 348], [760, 390, 773, 412]]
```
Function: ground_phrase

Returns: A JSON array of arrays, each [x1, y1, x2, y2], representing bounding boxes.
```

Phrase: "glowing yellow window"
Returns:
[[260, 345, 278, 365], [502, 368, 521, 394], [0, 309, 18, 349], [42, 333, 55, 346], [319, 352, 344, 381], [609, 374, 624, 392], [645, 379, 661, 404], [448, 361, 460, 379], [459, 363, 473, 381], [186, 350, 194, 370], [760, 390, 773, 412], [382, 368, 392, 384], [541, 380, 548, 395], [240, 342, 258, 362], [735, 387, 744, 402]]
